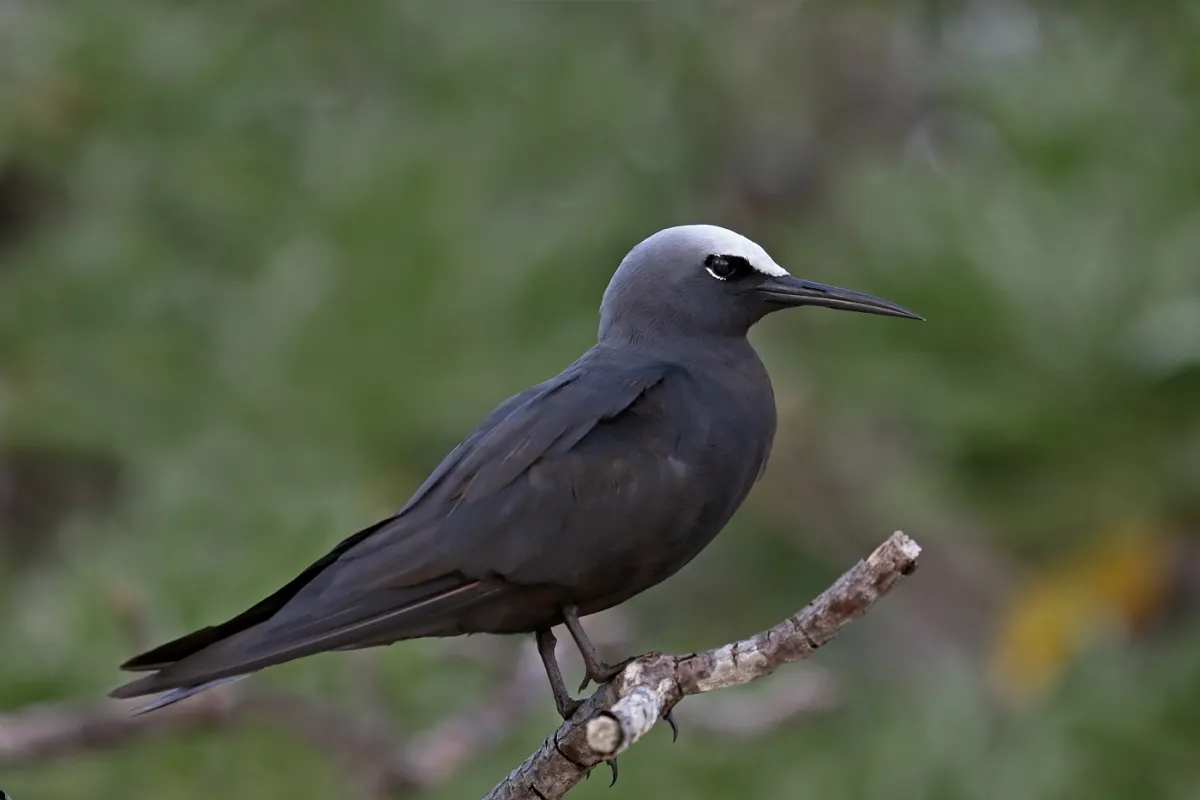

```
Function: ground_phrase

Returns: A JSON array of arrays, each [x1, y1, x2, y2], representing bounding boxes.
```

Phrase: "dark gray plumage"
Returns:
[[111, 224, 920, 719]]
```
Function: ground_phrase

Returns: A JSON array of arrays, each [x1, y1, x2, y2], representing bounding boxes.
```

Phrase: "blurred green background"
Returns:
[[3, 1, 1200, 798]]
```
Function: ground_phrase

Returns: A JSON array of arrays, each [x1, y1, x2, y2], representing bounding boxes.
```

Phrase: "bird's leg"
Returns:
[[536, 629, 583, 720], [561, 605, 631, 692], [538, 627, 620, 786]]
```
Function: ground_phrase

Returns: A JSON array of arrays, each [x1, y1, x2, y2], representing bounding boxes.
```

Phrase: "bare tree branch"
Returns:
[[482, 531, 921, 800], [672, 667, 839, 739], [0, 617, 556, 798], [0, 661, 543, 798], [0, 689, 236, 764]]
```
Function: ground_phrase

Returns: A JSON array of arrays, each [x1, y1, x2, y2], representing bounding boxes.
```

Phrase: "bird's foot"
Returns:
[[561, 606, 635, 693], [555, 695, 584, 721], [576, 656, 633, 693]]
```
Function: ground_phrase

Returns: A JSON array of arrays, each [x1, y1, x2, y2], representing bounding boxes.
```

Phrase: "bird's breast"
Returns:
[[568, 360, 776, 609]]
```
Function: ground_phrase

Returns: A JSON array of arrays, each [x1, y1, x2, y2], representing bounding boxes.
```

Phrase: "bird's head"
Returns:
[[598, 224, 921, 345]]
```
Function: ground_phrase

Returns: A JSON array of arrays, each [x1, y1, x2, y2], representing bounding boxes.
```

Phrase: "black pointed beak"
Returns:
[[758, 275, 924, 320]]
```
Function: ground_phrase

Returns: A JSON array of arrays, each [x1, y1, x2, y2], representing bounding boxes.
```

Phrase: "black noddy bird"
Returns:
[[111, 225, 920, 731]]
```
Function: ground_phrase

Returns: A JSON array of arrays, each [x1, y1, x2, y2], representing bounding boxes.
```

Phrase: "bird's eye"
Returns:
[[705, 254, 750, 281]]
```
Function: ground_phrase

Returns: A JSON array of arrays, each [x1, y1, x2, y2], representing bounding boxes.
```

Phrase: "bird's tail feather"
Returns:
[[126, 675, 248, 716], [110, 578, 504, 703]]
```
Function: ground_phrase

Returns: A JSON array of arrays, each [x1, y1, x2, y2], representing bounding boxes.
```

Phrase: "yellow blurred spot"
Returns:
[[989, 523, 1175, 703]]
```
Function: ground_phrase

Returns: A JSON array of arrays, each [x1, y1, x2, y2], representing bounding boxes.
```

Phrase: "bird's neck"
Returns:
[[597, 321, 752, 357], [594, 330, 765, 374]]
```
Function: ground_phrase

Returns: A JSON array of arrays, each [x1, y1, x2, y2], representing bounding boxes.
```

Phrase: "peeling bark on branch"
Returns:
[[482, 531, 921, 800]]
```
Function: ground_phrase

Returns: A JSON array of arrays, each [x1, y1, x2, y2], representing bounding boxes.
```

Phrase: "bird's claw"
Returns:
[[578, 657, 632, 693], [585, 757, 619, 786], [663, 709, 679, 743]]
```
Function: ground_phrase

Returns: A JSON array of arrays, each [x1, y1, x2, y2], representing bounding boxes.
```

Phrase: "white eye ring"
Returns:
[[705, 255, 737, 281]]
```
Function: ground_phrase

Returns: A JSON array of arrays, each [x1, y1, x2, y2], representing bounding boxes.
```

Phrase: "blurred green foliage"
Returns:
[[2, 2, 1200, 798]]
